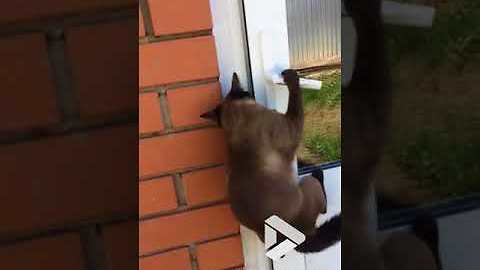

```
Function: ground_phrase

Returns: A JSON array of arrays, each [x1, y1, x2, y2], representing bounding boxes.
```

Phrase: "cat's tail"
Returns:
[[411, 214, 443, 270], [294, 214, 341, 253]]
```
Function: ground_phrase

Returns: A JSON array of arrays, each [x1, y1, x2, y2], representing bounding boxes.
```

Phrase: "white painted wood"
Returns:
[[209, 0, 252, 97], [243, 0, 324, 115], [273, 250, 306, 270], [243, 0, 290, 106], [240, 226, 273, 270], [210, 2, 272, 269], [305, 242, 342, 270]]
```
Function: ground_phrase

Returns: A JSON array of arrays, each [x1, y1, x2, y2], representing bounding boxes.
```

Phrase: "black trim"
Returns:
[[298, 160, 341, 175], [240, 0, 255, 96], [379, 194, 480, 230]]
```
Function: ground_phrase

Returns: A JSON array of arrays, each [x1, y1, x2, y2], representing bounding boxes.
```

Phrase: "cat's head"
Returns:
[[200, 73, 254, 126]]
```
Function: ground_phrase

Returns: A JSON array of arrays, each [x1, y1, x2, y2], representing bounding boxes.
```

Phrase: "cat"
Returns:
[[342, 0, 441, 269], [201, 71, 341, 253]]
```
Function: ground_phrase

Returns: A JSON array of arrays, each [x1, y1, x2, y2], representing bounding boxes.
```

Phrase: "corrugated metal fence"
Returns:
[[286, 0, 341, 69]]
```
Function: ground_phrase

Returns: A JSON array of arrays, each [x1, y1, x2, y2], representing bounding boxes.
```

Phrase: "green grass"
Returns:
[[304, 133, 341, 162], [393, 129, 480, 197], [383, 0, 480, 198], [303, 72, 341, 108], [298, 71, 341, 164], [387, 0, 480, 69]]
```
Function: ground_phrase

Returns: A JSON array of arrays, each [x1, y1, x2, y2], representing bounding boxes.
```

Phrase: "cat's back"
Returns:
[[223, 99, 285, 147]]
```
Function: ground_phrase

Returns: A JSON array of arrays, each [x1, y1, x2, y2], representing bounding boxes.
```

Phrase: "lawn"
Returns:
[[374, 0, 480, 205], [297, 70, 341, 165]]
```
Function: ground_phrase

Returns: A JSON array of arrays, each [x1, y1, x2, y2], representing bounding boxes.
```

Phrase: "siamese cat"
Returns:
[[201, 70, 341, 253], [343, 0, 441, 270]]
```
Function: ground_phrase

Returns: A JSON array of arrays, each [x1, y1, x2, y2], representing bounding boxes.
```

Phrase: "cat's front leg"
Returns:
[[281, 69, 304, 130]]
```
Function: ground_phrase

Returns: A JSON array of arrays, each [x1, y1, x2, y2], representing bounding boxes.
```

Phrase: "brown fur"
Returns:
[[202, 71, 328, 247]]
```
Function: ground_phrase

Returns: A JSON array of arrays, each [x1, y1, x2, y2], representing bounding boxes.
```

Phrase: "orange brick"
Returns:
[[0, 125, 136, 236], [139, 128, 226, 178], [103, 222, 138, 270], [66, 20, 137, 119], [0, 33, 59, 132], [0, 233, 86, 270], [0, 1, 136, 24], [139, 9, 145, 37], [140, 249, 191, 270], [183, 167, 227, 206], [139, 92, 163, 134], [148, 0, 212, 35], [139, 36, 218, 87], [197, 236, 244, 270], [139, 204, 239, 255], [167, 83, 222, 128], [140, 177, 178, 217]]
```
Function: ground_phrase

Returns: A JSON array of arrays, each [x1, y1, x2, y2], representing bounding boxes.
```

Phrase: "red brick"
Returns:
[[139, 92, 163, 134], [0, 125, 136, 236], [197, 236, 244, 270], [0, 33, 59, 132], [0, 233, 86, 270], [148, 0, 212, 36], [167, 83, 222, 128], [139, 9, 145, 37], [140, 177, 177, 217], [139, 204, 239, 255], [183, 167, 227, 206], [103, 222, 137, 270], [0, 1, 136, 24], [139, 128, 226, 178], [140, 249, 191, 270], [139, 36, 218, 87], [66, 20, 137, 119]]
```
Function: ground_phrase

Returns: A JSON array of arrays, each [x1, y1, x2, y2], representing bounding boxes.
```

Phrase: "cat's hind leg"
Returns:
[[295, 175, 327, 235]]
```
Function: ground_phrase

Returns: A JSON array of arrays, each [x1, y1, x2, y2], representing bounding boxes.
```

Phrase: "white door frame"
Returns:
[[209, 1, 273, 269]]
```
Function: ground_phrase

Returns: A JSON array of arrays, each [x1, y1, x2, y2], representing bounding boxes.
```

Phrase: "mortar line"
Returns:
[[0, 114, 136, 146], [139, 163, 224, 182], [46, 28, 78, 126], [0, 7, 136, 38], [172, 173, 189, 207], [139, 0, 155, 37], [139, 233, 241, 259], [80, 226, 108, 270], [189, 244, 200, 270], [139, 77, 219, 94], [0, 214, 136, 246], [140, 29, 212, 44], [158, 92, 173, 130]]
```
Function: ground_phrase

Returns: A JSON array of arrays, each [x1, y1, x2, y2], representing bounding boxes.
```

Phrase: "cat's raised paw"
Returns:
[[281, 69, 299, 86]]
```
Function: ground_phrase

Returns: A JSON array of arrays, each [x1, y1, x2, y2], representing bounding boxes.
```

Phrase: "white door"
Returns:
[[241, 1, 341, 269], [209, 1, 342, 269]]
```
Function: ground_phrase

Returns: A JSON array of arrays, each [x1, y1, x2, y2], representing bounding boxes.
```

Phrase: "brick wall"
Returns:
[[0, 2, 137, 270], [139, 0, 245, 269]]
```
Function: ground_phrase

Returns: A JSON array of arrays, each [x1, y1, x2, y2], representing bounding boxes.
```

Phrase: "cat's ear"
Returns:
[[231, 72, 242, 93], [200, 105, 222, 126]]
